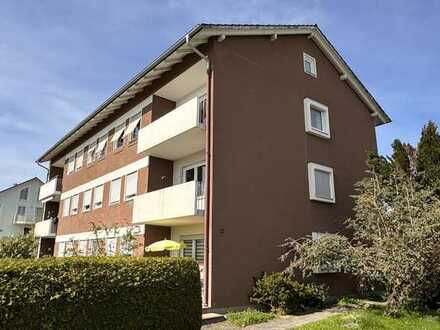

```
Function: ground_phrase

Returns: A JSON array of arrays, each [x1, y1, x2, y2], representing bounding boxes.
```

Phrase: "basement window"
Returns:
[[303, 52, 317, 77], [308, 163, 335, 203], [304, 98, 330, 139]]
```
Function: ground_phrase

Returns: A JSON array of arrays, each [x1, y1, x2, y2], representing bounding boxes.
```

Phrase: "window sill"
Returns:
[[113, 147, 124, 155], [310, 196, 335, 204], [306, 129, 331, 140], [128, 139, 138, 146], [109, 202, 120, 207]]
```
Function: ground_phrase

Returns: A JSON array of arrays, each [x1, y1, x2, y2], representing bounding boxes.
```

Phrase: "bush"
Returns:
[[0, 234, 37, 258], [0, 257, 201, 329], [227, 309, 275, 327], [250, 272, 327, 314]]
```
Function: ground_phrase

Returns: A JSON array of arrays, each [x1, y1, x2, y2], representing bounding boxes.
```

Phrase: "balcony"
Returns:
[[137, 95, 206, 160], [34, 219, 57, 238], [13, 215, 38, 225], [39, 176, 62, 203], [132, 181, 205, 226]]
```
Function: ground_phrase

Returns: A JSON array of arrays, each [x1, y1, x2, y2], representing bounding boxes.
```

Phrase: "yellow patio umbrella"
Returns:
[[145, 239, 185, 252]]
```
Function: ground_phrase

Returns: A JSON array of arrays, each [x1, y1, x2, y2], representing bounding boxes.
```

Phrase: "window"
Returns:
[[111, 124, 125, 150], [312, 232, 340, 273], [58, 242, 66, 257], [120, 238, 134, 256], [124, 113, 142, 142], [96, 136, 108, 159], [63, 198, 71, 217], [308, 163, 335, 203], [70, 194, 79, 215], [181, 236, 204, 263], [198, 94, 207, 126], [75, 151, 84, 171], [109, 178, 121, 204], [303, 52, 317, 77], [82, 190, 92, 212], [124, 172, 138, 200], [183, 163, 206, 183], [35, 207, 43, 220], [19, 187, 29, 200], [105, 238, 117, 256], [93, 185, 103, 209], [87, 143, 96, 165], [67, 157, 75, 174], [16, 205, 26, 216], [78, 240, 88, 256], [304, 98, 330, 139]]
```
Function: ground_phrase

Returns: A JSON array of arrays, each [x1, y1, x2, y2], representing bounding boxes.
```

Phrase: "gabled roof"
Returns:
[[0, 177, 44, 196], [38, 23, 391, 163]]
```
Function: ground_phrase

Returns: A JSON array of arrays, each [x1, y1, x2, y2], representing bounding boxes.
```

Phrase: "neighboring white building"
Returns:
[[0, 178, 44, 237]]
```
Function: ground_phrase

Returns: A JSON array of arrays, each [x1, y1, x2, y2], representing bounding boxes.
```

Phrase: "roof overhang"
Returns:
[[38, 23, 391, 163]]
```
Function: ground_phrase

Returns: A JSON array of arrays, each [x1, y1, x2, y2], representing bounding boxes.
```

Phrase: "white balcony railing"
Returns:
[[39, 176, 62, 203], [132, 181, 205, 226], [13, 215, 37, 225], [34, 219, 57, 238], [137, 95, 206, 160]]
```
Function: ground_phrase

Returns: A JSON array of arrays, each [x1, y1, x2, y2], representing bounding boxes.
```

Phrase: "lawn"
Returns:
[[226, 308, 275, 327], [295, 309, 440, 330]]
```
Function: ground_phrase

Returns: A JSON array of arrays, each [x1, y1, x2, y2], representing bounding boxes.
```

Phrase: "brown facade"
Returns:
[[38, 29, 386, 309], [207, 35, 377, 307]]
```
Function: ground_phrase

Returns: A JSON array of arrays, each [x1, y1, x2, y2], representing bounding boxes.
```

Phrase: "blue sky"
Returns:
[[0, 0, 439, 189]]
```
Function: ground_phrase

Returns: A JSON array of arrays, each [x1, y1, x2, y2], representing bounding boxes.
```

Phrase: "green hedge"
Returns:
[[0, 257, 202, 329]]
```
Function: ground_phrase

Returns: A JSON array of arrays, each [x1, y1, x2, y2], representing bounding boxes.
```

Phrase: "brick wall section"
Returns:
[[55, 95, 176, 237]]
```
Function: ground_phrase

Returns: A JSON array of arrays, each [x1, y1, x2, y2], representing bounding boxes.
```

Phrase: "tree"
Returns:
[[391, 139, 411, 173], [281, 166, 440, 312], [416, 121, 440, 185], [0, 234, 37, 258]]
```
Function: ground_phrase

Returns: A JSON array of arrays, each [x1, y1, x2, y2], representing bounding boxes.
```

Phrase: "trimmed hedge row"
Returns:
[[0, 257, 201, 329]]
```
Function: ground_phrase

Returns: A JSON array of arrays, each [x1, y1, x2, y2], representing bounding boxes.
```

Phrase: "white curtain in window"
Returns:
[[63, 198, 71, 217], [75, 152, 84, 169], [87, 144, 96, 164], [58, 242, 65, 257], [314, 169, 331, 199], [70, 195, 79, 214], [105, 238, 117, 256], [125, 172, 138, 199], [110, 178, 121, 204], [96, 136, 108, 154], [111, 124, 125, 143], [83, 190, 92, 211], [67, 158, 75, 174], [93, 185, 103, 208], [123, 114, 141, 137]]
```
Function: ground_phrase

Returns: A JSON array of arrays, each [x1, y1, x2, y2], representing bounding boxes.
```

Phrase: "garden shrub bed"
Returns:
[[0, 257, 201, 329]]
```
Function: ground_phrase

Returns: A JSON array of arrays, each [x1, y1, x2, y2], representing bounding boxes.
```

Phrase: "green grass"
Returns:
[[295, 309, 440, 330], [226, 308, 275, 327]]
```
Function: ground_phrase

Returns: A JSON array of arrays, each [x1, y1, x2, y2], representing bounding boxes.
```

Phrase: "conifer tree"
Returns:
[[391, 139, 410, 173], [416, 121, 440, 185]]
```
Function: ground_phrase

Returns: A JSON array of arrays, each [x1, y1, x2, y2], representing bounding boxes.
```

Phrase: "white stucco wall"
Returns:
[[172, 151, 205, 185], [0, 179, 43, 237], [170, 223, 204, 257]]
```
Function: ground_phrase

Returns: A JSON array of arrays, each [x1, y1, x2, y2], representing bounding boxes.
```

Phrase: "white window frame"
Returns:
[[82, 189, 92, 212], [308, 162, 335, 203], [124, 171, 138, 201], [63, 198, 71, 217], [87, 143, 96, 166], [182, 162, 206, 183], [304, 98, 330, 139], [105, 238, 117, 256], [180, 235, 204, 263], [67, 157, 75, 174], [75, 151, 84, 171], [70, 194, 79, 215], [19, 187, 29, 200], [109, 178, 121, 205], [93, 185, 103, 209], [303, 52, 317, 77]]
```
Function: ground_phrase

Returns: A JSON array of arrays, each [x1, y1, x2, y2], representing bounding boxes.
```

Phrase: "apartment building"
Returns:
[[36, 24, 390, 308], [0, 177, 43, 237]]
